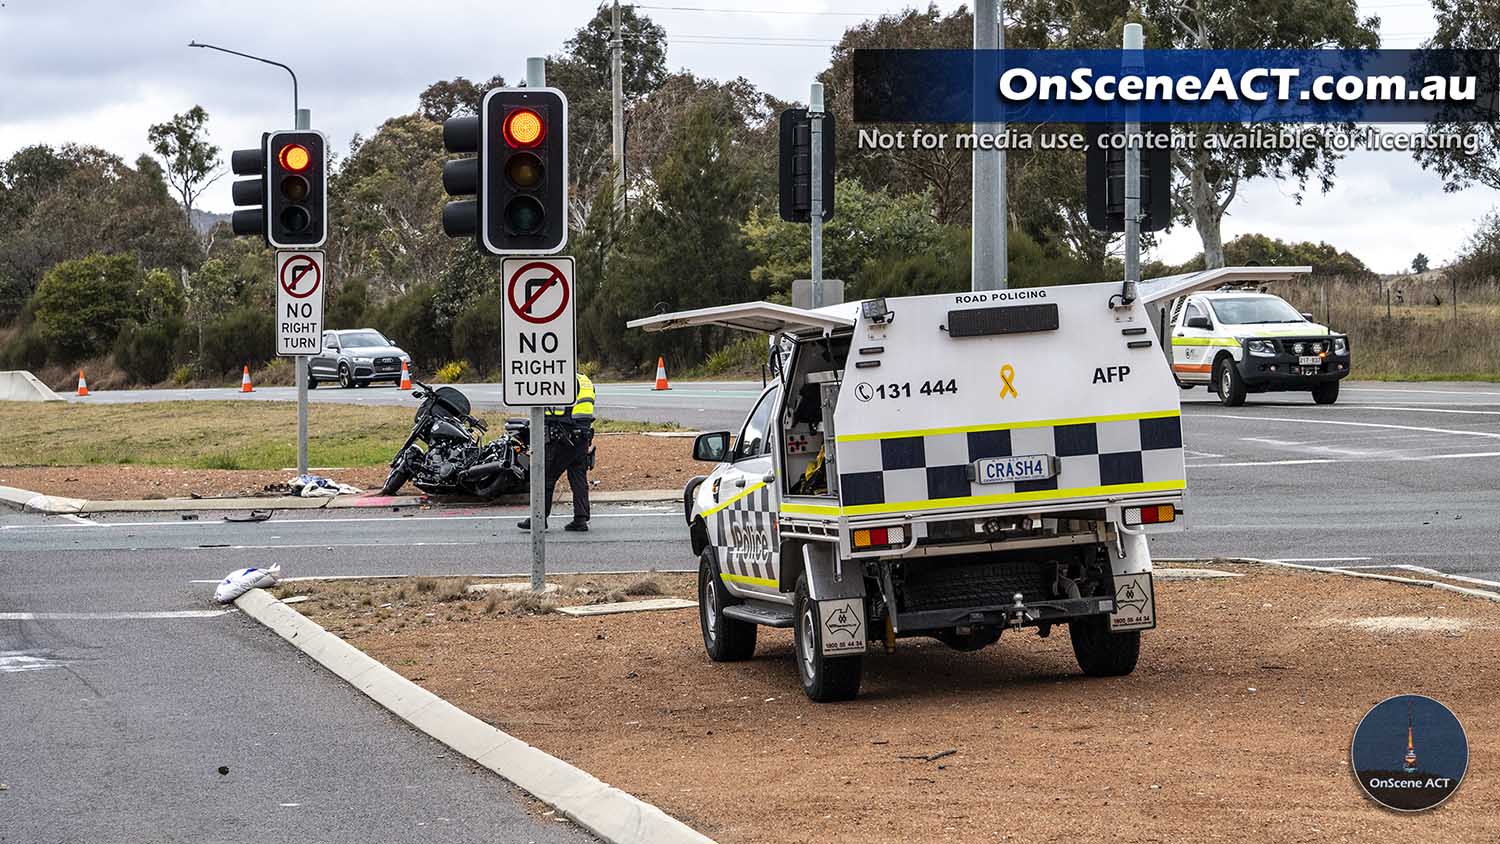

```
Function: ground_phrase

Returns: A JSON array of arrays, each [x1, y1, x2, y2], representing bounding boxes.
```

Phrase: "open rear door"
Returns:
[[627, 301, 856, 336], [1133, 266, 1311, 364]]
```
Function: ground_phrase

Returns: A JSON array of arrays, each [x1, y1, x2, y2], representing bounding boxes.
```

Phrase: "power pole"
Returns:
[[971, 0, 1006, 291], [611, 0, 626, 212], [526, 56, 549, 593], [1122, 23, 1143, 305], [809, 82, 825, 309]]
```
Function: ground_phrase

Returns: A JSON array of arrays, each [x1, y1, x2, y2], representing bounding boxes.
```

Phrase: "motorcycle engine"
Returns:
[[426, 442, 481, 484]]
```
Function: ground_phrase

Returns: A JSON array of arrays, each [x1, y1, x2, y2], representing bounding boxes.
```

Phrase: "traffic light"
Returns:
[[483, 87, 568, 255], [778, 108, 835, 224], [266, 130, 327, 248], [440, 115, 481, 238], [228, 130, 327, 247], [1086, 124, 1171, 233], [229, 137, 267, 239]]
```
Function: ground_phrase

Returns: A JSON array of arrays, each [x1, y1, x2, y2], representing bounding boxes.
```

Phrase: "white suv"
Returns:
[[1169, 290, 1350, 406]]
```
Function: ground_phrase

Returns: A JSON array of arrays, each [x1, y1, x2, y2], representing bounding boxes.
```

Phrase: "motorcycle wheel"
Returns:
[[380, 466, 410, 496]]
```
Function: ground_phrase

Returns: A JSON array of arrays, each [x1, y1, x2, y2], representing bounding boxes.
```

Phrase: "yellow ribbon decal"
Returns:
[[999, 364, 1018, 398]]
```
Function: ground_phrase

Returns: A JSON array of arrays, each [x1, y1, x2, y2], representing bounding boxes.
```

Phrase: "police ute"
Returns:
[[630, 267, 1305, 701]]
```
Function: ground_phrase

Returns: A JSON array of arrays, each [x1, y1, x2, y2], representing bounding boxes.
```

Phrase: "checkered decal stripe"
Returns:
[[710, 483, 779, 585], [837, 415, 1184, 511]]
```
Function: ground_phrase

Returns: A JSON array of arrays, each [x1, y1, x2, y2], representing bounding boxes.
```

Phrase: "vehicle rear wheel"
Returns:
[[1069, 614, 1140, 677], [698, 551, 756, 661], [1312, 381, 1340, 405], [1214, 356, 1247, 407], [338, 363, 354, 389], [793, 577, 863, 702]]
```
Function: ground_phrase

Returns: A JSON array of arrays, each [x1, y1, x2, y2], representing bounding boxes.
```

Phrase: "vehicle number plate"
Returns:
[[973, 454, 1055, 485], [1298, 355, 1321, 366]]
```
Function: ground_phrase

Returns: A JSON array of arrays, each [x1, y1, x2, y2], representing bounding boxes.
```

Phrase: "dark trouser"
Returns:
[[542, 428, 591, 521]]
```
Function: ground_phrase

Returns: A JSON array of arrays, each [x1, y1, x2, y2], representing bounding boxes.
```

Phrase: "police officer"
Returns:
[[518, 372, 595, 532]]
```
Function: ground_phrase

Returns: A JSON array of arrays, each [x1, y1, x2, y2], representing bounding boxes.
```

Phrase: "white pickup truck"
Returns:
[[631, 279, 1201, 701]]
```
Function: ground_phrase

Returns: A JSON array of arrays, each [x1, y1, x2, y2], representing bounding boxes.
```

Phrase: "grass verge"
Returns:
[[0, 401, 679, 470]]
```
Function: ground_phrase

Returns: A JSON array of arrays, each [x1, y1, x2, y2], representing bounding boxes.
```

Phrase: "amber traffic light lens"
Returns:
[[505, 153, 543, 189], [280, 175, 309, 202], [278, 143, 312, 172], [502, 108, 544, 148], [504, 196, 544, 234]]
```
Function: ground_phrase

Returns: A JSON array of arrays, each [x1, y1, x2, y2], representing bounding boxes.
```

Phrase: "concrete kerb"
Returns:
[[0, 485, 85, 515], [1209, 556, 1500, 604], [233, 588, 716, 844]]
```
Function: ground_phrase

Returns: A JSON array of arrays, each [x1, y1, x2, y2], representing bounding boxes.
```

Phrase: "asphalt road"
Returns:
[[0, 505, 613, 844], [8, 378, 1499, 838]]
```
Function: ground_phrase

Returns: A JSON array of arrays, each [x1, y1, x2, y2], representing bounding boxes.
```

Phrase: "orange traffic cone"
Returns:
[[240, 365, 254, 393], [653, 356, 671, 391], [399, 360, 412, 390], [76, 369, 89, 397]]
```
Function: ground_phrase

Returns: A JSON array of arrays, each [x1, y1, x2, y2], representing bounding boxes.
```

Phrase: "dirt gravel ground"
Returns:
[[292, 567, 1500, 843], [0, 432, 701, 500]]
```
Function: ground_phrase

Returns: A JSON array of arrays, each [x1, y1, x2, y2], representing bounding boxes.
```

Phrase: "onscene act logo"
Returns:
[[1351, 694, 1468, 812]]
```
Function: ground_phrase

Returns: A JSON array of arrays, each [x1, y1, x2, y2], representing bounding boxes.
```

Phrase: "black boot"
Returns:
[[564, 519, 589, 532], [517, 518, 547, 530]]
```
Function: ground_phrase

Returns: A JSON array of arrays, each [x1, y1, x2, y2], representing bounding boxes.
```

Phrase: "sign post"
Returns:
[[501, 256, 577, 592], [276, 249, 324, 477]]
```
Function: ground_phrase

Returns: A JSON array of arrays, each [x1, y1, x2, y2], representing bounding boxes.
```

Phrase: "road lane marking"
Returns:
[[1345, 386, 1500, 397], [0, 510, 677, 532], [1271, 557, 1373, 563], [188, 567, 697, 584], [1204, 414, 1500, 440], [1330, 405, 1500, 416], [62, 514, 101, 526], [0, 610, 236, 620], [1190, 450, 1500, 468]]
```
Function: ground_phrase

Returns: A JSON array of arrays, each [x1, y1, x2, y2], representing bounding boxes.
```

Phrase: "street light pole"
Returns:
[[189, 41, 311, 476]]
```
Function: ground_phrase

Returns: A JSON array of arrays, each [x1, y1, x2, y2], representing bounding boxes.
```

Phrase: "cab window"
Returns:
[[323, 331, 339, 350], [734, 385, 780, 462]]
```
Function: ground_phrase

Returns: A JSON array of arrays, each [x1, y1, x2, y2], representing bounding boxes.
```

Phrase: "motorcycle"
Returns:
[[381, 380, 530, 498]]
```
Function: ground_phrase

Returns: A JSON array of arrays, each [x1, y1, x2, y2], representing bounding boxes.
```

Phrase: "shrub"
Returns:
[[451, 296, 502, 372], [113, 317, 184, 385], [698, 335, 766, 376], [434, 360, 470, 383], [171, 365, 193, 385], [31, 253, 145, 362], [197, 307, 274, 374], [1, 324, 49, 371], [369, 284, 446, 368]]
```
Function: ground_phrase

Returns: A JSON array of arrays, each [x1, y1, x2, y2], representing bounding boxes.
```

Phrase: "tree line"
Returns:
[[1, 1, 1493, 385]]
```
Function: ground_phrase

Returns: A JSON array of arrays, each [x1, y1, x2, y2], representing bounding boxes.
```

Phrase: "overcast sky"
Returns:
[[0, 0, 1490, 273]]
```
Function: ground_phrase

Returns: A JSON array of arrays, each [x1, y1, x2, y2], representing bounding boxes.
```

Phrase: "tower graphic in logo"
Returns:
[[1351, 694, 1467, 812]]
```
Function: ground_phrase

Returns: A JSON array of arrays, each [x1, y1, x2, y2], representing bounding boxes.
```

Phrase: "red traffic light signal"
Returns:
[[278, 143, 312, 172], [502, 108, 545, 149]]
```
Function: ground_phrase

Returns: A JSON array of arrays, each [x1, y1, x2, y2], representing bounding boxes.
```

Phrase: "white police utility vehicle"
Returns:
[[1166, 287, 1350, 406], [628, 269, 1310, 702]]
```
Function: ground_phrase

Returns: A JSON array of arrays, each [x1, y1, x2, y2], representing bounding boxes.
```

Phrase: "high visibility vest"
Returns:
[[546, 373, 595, 422]]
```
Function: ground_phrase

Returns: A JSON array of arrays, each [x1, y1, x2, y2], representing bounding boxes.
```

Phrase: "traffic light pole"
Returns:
[[526, 57, 548, 594], [1122, 24, 1143, 305], [294, 107, 312, 476], [971, 0, 1006, 291], [809, 83, 825, 309]]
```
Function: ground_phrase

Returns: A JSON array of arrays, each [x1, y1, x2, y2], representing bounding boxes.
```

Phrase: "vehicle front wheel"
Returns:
[[338, 363, 355, 389], [380, 464, 410, 496], [306, 368, 318, 389], [1069, 614, 1141, 677], [1312, 381, 1340, 405], [793, 578, 863, 702], [698, 551, 756, 661], [1214, 356, 1247, 407]]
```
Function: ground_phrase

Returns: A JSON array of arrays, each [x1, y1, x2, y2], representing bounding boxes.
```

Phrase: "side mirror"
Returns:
[[1185, 316, 1212, 330], [1300, 312, 1314, 321], [693, 431, 732, 463]]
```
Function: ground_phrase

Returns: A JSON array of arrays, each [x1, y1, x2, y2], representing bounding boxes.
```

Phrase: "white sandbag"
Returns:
[[214, 564, 281, 603]]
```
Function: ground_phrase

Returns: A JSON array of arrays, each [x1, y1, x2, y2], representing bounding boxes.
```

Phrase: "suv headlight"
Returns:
[[1333, 337, 1348, 355], [1245, 339, 1276, 357], [352, 356, 373, 364]]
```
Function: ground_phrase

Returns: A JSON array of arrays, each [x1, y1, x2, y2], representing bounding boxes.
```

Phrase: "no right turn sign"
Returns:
[[501, 256, 577, 407]]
